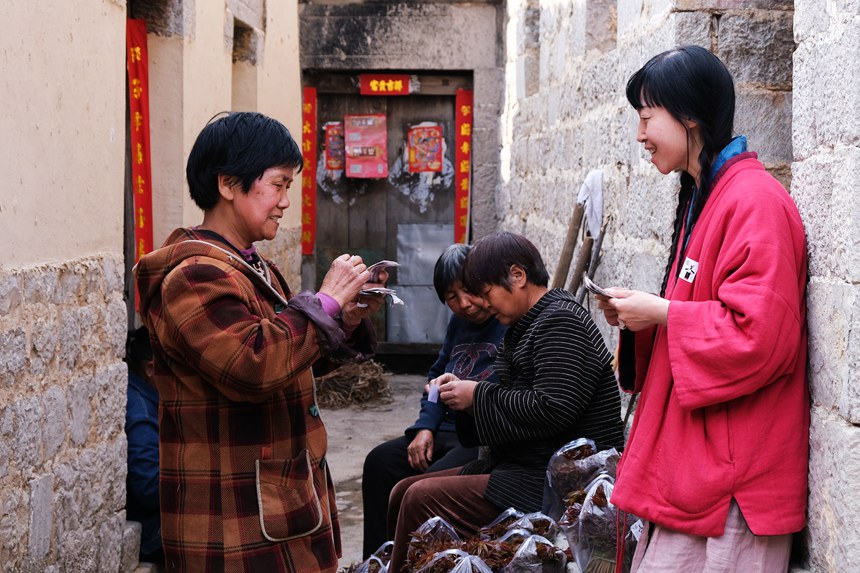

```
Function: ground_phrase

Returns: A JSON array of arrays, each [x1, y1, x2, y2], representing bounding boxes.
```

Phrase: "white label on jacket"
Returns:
[[680, 257, 699, 283]]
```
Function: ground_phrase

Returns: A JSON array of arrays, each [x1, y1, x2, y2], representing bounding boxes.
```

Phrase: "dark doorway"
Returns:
[[305, 72, 472, 347]]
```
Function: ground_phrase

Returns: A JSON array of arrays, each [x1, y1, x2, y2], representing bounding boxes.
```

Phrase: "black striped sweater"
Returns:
[[458, 288, 625, 513]]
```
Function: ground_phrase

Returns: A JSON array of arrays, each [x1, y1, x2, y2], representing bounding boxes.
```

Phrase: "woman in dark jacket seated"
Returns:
[[361, 243, 506, 558], [385, 231, 625, 573]]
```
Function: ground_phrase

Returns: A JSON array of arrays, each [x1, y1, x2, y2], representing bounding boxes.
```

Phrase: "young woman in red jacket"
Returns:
[[595, 46, 808, 572]]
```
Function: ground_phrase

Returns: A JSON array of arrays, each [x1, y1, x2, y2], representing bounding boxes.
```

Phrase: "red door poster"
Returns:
[[345, 114, 388, 178], [407, 125, 443, 173], [324, 122, 345, 171]]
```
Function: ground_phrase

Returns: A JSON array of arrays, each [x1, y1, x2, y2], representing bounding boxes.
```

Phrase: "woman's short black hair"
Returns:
[[433, 244, 470, 302], [463, 232, 549, 292], [186, 112, 304, 210]]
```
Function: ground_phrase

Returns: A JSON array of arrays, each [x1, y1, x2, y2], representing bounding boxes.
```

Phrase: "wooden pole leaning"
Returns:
[[551, 202, 585, 289]]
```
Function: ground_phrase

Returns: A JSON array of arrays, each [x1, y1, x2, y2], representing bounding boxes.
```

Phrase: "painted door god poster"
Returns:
[[324, 122, 345, 171], [407, 124, 443, 173]]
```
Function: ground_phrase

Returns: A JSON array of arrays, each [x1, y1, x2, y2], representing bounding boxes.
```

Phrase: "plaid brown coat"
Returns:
[[135, 228, 375, 572]]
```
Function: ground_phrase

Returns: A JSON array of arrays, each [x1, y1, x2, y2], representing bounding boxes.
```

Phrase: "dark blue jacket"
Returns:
[[125, 371, 161, 557], [405, 314, 506, 438]]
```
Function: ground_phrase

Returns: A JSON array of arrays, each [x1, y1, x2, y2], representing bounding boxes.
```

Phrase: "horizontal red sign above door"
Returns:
[[359, 74, 411, 96]]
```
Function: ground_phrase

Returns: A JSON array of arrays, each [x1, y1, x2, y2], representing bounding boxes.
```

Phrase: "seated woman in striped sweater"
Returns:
[[385, 231, 625, 572]]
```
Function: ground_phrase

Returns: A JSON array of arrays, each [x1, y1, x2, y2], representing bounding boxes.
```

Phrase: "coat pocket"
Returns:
[[256, 449, 324, 542]]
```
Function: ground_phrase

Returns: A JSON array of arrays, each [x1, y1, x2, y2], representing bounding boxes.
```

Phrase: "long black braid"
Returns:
[[660, 143, 716, 296]]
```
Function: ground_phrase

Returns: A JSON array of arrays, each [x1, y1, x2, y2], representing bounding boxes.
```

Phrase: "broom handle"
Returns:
[[552, 203, 585, 289]]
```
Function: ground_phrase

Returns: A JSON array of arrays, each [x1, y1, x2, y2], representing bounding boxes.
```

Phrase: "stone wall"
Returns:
[[0, 256, 133, 572], [792, 0, 860, 571], [497, 0, 859, 570], [0, 0, 305, 570], [500, 0, 793, 305]]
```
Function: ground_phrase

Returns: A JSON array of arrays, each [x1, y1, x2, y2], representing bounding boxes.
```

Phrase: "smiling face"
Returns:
[[636, 105, 702, 181], [230, 166, 294, 245], [444, 280, 493, 324]]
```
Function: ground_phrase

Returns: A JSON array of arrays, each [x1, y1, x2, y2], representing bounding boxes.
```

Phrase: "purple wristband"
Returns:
[[315, 292, 342, 318]]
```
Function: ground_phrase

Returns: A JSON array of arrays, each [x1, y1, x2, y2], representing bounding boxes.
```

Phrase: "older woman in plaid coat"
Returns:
[[135, 112, 385, 572]]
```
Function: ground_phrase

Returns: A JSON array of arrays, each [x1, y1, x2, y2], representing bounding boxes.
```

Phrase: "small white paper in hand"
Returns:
[[427, 384, 439, 403]]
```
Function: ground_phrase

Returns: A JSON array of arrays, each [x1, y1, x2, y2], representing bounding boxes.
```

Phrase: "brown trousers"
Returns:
[[386, 467, 502, 573]]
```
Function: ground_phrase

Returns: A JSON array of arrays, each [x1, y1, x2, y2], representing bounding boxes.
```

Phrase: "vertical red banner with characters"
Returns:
[[301, 87, 318, 255], [126, 19, 154, 264], [454, 89, 474, 244]]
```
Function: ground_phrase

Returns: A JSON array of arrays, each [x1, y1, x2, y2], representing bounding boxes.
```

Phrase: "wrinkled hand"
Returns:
[[596, 288, 669, 331], [407, 430, 435, 471], [341, 290, 385, 328], [438, 375, 477, 411], [318, 254, 370, 308]]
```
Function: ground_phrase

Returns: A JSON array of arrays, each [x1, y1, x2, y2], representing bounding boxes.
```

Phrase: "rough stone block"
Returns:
[[0, 406, 12, 477], [13, 397, 44, 470], [735, 87, 793, 165], [474, 67, 506, 111], [471, 125, 502, 169], [470, 163, 500, 239], [58, 528, 98, 573], [98, 512, 124, 573], [121, 520, 142, 573], [28, 475, 53, 560], [817, 17, 860, 148], [791, 41, 817, 160], [1, 490, 24, 569], [68, 376, 93, 446], [299, 4, 500, 70], [586, 0, 618, 54], [0, 273, 21, 316], [807, 407, 860, 572], [579, 51, 622, 111], [806, 281, 860, 423], [29, 315, 59, 379], [717, 11, 794, 88], [75, 306, 99, 369], [53, 462, 82, 536], [20, 268, 58, 306], [57, 308, 83, 372], [96, 364, 128, 440], [792, 147, 860, 283], [54, 265, 83, 306], [675, 0, 794, 9], [0, 326, 27, 386], [793, 0, 830, 43], [617, 0, 645, 39], [793, 15, 860, 155], [78, 447, 107, 520], [672, 10, 711, 49], [42, 386, 67, 460], [104, 437, 130, 513], [83, 261, 105, 305], [102, 255, 124, 293]]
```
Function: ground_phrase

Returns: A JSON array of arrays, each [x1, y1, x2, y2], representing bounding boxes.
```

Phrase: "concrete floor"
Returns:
[[321, 373, 426, 569]]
